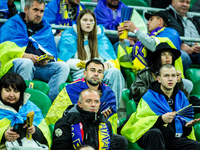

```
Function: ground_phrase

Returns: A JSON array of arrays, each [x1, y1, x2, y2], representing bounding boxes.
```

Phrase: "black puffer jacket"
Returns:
[[52, 104, 113, 150]]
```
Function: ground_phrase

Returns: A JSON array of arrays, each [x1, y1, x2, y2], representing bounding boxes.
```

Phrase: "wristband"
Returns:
[[133, 28, 139, 34]]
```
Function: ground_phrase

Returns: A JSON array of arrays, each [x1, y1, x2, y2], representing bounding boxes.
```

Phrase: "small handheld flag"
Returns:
[[176, 104, 194, 119], [37, 54, 54, 61], [120, 7, 134, 39], [26, 111, 34, 140], [121, 7, 134, 23]]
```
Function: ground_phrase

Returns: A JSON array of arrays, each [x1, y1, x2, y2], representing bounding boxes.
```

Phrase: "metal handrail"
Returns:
[[20, 0, 200, 17], [50, 24, 200, 42], [80, 1, 200, 17], [1, 18, 199, 42]]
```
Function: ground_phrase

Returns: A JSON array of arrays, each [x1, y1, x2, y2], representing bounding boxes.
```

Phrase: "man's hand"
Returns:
[[162, 112, 176, 124], [37, 60, 48, 66], [123, 21, 137, 33], [181, 43, 193, 55], [128, 36, 136, 46], [185, 118, 200, 128], [177, 70, 182, 82], [102, 109, 112, 119], [23, 124, 36, 135], [118, 26, 124, 42], [56, 31, 63, 36], [192, 43, 200, 53], [4, 128, 20, 142], [7, 0, 14, 5], [23, 53, 39, 64]]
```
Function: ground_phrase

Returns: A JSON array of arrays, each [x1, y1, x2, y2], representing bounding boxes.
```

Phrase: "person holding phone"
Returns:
[[46, 59, 118, 133], [0, 73, 51, 149], [52, 89, 127, 150]]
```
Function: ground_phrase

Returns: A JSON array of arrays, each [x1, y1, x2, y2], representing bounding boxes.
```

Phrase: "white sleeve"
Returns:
[[66, 59, 81, 70]]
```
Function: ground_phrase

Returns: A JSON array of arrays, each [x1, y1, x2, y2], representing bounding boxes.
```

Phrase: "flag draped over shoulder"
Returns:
[[94, 0, 126, 30], [0, 42, 26, 77], [0, 14, 57, 58], [0, 100, 51, 147], [57, 25, 120, 69], [121, 89, 195, 143], [45, 78, 118, 133], [0, 14, 57, 77], [44, 0, 85, 25]]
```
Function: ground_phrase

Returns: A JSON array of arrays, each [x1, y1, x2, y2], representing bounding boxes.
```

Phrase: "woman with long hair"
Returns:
[[57, 9, 125, 109]]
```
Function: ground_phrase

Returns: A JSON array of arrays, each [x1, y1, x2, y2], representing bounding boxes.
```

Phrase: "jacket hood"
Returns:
[[149, 81, 179, 99]]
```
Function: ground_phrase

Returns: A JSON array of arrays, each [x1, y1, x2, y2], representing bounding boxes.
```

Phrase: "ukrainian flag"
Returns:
[[45, 78, 118, 133], [0, 100, 51, 147]]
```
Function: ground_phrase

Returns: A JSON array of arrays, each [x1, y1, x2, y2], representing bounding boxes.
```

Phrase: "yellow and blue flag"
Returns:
[[121, 89, 195, 143], [57, 25, 120, 69], [0, 100, 51, 147], [45, 78, 118, 133]]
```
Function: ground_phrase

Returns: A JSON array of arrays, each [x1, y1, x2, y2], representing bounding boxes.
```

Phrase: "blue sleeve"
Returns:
[[43, 0, 60, 24]]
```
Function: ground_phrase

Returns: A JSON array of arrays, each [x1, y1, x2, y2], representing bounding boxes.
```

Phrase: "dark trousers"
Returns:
[[110, 134, 128, 150], [190, 53, 200, 65], [138, 128, 200, 150]]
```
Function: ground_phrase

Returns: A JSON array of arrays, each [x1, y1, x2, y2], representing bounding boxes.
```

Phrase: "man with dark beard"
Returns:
[[94, 0, 125, 30], [45, 59, 118, 134], [43, 0, 85, 26]]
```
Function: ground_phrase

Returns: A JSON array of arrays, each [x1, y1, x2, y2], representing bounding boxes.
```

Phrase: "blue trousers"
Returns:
[[9, 58, 70, 102]]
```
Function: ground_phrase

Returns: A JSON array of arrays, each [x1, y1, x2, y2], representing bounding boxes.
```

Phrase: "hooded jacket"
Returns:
[[130, 67, 189, 102], [121, 81, 195, 143]]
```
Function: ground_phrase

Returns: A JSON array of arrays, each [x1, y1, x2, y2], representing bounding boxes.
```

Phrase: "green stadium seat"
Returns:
[[190, 64, 200, 69], [121, 0, 149, 7], [25, 80, 50, 95], [14, 1, 21, 12], [67, 73, 73, 82], [122, 68, 136, 89], [191, 80, 200, 95], [194, 103, 200, 142], [25, 88, 52, 118], [185, 68, 200, 84], [190, 0, 197, 9], [121, 89, 137, 115], [81, 0, 93, 10], [121, 89, 144, 150], [59, 82, 70, 91], [49, 124, 55, 146]]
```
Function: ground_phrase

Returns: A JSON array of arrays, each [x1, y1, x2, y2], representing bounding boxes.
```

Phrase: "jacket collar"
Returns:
[[166, 4, 193, 19]]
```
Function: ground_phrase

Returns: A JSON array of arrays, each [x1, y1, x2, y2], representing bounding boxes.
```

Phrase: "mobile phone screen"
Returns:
[[13, 123, 27, 139]]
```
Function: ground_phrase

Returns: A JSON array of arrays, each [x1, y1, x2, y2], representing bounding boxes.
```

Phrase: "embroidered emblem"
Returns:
[[55, 128, 63, 137]]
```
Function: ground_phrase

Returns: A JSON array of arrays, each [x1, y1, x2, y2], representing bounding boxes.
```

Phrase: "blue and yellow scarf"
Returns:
[[72, 122, 110, 150]]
